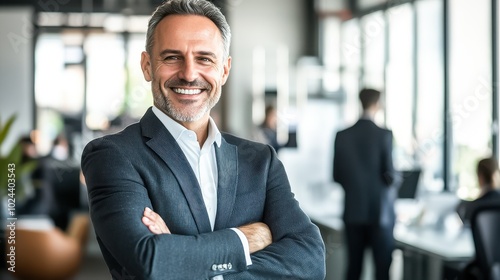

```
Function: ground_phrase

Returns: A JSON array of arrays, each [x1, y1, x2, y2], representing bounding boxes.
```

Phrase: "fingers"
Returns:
[[142, 207, 171, 234], [142, 216, 162, 234], [238, 222, 273, 253]]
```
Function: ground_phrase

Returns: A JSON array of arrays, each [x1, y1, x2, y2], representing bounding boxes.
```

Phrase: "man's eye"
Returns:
[[199, 57, 213, 63], [164, 56, 180, 61]]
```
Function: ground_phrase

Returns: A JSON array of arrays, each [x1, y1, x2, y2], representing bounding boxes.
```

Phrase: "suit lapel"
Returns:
[[213, 137, 238, 231], [140, 108, 212, 233]]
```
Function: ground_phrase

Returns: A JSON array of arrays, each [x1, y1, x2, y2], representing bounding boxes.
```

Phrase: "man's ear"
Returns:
[[221, 56, 232, 85], [141, 51, 152, 81]]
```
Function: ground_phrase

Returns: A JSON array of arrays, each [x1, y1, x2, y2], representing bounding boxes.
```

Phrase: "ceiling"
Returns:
[[0, 0, 224, 15]]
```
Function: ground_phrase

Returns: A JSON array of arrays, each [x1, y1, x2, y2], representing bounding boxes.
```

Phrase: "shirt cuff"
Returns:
[[230, 228, 253, 266]]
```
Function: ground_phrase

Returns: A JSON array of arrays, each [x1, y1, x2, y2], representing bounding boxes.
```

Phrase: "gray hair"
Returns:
[[145, 0, 231, 59]]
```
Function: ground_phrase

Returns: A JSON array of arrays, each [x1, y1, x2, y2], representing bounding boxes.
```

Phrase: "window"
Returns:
[[361, 11, 385, 91], [340, 19, 361, 126], [85, 33, 126, 130], [337, 0, 496, 198], [35, 33, 84, 114], [126, 34, 153, 119], [415, 0, 445, 192], [321, 17, 341, 96], [385, 4, 415, 170], [449, 0, 492, 197], [35, 33, 86, 154]]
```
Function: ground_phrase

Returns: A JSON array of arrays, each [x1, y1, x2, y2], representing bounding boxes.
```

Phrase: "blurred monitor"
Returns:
[[284, 130, 297, 148], [398, 169, 421, 199]]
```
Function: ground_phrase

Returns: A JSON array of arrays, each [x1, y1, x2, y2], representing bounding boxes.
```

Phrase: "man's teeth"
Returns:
[[173, 88, 202, 95]]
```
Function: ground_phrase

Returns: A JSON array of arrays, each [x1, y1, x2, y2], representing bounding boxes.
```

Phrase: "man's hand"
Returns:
[[142, 207, 170, 234], [142, 208, 272, 253], [237, 222, 272, 253]]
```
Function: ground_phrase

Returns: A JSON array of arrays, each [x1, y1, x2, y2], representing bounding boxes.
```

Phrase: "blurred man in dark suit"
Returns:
[[333, 88, 397, 280]]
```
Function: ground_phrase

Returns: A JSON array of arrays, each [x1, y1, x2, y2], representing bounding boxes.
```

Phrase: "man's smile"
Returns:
[[172, 88, 203, 95]]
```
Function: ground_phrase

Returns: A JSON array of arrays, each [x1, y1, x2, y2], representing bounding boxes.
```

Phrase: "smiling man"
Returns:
[[81, 0, 325, 279]]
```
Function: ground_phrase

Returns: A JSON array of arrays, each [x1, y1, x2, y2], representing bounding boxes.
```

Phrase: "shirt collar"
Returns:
[[152, 106, 221, 147], [360, 112, 374, 121]]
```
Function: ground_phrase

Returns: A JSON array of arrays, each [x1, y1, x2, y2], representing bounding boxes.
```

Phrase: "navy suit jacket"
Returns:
[[82, 108, 325, 280], [333, 119, 396, 226]]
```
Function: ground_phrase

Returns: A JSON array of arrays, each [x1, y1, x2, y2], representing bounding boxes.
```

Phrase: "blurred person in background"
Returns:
[[333, 88, 397, 280], [81, 0, 325, 279], [456, 157, 500, 224], [44, 134, 82, 230], [252, 105, 282, 152], [17, 135, 52, 216], [49, 134, 70, 161], [18, 133, 82, 230]]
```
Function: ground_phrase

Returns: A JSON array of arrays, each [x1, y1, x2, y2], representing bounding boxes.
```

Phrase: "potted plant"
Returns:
[[0, 115, 38, 218]]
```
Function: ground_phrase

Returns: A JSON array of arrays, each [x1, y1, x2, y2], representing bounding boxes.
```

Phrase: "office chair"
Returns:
[[470, 204, 500, 280], [8, 213, 90, 280]]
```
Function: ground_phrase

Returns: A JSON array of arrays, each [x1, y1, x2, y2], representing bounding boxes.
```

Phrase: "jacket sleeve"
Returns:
[[381, 130, 396, 186], [225, 146, 326, 280], [333, 133, 342, 185], [82, 138, 247, 280]]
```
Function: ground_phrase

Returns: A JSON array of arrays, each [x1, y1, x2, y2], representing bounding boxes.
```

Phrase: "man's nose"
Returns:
[[178, 59, 198, 82]]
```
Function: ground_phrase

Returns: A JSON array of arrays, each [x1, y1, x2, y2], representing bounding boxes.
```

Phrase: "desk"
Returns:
[[395, 225, 473, 261], [395, 224, 474, 280], [294, 183, 347, 280], [294, 183, 475, 280]]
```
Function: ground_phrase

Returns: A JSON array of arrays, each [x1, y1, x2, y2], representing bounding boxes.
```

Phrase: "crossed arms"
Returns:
[[83, 136, 325, 280], [142, 207, 272, 254]]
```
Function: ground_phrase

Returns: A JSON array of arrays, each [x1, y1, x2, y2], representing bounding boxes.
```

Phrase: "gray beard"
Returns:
[[153, 89, 220, 123]]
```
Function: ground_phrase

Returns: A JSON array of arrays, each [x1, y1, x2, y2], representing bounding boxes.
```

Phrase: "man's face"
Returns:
[[141, 15, 231, 124]]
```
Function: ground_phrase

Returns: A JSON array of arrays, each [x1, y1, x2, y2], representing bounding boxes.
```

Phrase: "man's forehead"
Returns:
[[153, 15, 224, 54], [156, 15, 220, 36]]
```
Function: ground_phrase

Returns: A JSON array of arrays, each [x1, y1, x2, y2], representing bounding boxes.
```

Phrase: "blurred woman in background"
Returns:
[[456, 157, 500, 224], [253, 105, 282, 152]]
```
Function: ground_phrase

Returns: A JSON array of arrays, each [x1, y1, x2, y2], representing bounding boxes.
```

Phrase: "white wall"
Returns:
[[225, 0, 308, 137], [0, 7, 34, 153]]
